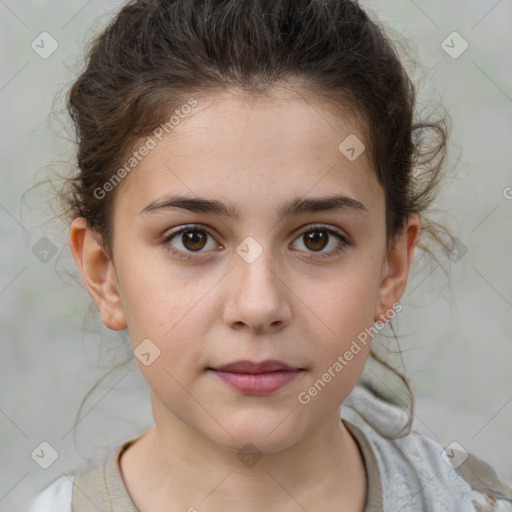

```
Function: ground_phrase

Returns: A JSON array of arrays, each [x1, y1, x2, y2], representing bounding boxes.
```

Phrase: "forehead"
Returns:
[[114, 86, 383, 223]]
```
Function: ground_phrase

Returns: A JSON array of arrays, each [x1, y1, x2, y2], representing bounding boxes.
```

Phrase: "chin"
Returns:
[[215, 432, 301, 458], [204, 411, 305, 455]]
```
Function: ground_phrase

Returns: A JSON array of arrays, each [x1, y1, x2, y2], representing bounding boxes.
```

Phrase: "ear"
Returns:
[[374, 214, 421, 322], [68, 217, 127, 331]]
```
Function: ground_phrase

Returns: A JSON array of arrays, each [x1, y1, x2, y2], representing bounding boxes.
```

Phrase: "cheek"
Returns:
[[128, 301, 212, 402], [298, 262, 380, 390], [305, 262, 381, 336], [114, 243, 215, 337]]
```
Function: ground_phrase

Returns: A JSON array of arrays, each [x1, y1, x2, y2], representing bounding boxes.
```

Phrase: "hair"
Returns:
[[57, 0, 454, 440]]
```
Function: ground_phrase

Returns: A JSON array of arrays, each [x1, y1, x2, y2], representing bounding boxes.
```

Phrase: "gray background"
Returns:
[[1, 1, 511, 510]]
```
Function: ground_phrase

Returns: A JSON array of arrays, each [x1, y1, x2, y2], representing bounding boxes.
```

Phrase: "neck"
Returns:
[[119, 396, 367, 512]]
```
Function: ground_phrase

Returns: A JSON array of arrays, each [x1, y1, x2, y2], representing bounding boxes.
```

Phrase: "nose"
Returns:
[[222, 246, 292, 334]]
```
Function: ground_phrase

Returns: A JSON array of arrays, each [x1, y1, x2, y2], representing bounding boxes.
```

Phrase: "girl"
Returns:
[[28, 0, 512, 511]]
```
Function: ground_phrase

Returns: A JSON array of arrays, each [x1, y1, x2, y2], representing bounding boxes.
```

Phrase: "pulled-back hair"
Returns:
[[59, 0, 452, 439]]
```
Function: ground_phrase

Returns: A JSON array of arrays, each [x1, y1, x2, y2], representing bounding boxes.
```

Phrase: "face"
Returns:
[[71, 86, 418, 454]]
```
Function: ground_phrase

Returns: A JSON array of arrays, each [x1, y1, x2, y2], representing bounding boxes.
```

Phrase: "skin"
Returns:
[[69, 85, 420, 512]]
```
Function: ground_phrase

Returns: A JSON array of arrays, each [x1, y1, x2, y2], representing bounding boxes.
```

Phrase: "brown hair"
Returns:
[[58, 0, 453, 440]]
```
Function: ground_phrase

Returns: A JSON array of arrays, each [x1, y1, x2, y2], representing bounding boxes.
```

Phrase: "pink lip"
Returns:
[[211, 369, 302, 394], [214, 359, 299, 373], [209, 360, 304, 395]]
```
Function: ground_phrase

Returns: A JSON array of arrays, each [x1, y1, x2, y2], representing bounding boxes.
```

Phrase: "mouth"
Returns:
[[212, 359, 302, 373], [208, 359, 305, 395]]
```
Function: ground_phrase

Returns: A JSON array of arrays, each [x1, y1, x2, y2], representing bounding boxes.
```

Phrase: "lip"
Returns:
[[209, 360, 305, 395], [213, 359, 300, 373]]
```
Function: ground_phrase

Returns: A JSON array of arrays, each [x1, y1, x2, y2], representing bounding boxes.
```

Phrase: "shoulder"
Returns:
[[343, 383, 512, 511], [357, 416, 512, 511], [26, 476, 74, 512]]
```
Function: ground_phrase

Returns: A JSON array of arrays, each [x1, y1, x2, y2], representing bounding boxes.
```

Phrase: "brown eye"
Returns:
[[303, 230, 329, 252], [181, 230, 208, 251], [163, 225, 218, 259], [291, 225, 350, 260]]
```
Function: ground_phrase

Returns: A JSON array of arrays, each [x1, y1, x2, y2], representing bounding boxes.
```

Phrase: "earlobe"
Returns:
[[68, 217, 127, 331], [374, 214, 421, 323]]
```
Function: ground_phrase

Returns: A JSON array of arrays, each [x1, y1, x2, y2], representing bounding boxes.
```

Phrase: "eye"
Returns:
[[163, 224, 219, 260], [290, 225, 350, 260], [162, 223, 351, 262]]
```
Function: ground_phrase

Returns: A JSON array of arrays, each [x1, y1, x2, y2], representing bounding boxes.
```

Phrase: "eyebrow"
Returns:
[[139, 194, 368, 219]]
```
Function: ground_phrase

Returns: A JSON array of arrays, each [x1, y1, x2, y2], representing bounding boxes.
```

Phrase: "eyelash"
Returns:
[[162, 223, 351, 262]]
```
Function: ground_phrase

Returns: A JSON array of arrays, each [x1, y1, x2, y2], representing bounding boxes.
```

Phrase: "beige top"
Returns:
[[71, 419, 383, 511]]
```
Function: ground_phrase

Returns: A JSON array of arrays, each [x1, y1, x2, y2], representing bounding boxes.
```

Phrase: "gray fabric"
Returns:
[[341, 383, 512, 511]]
